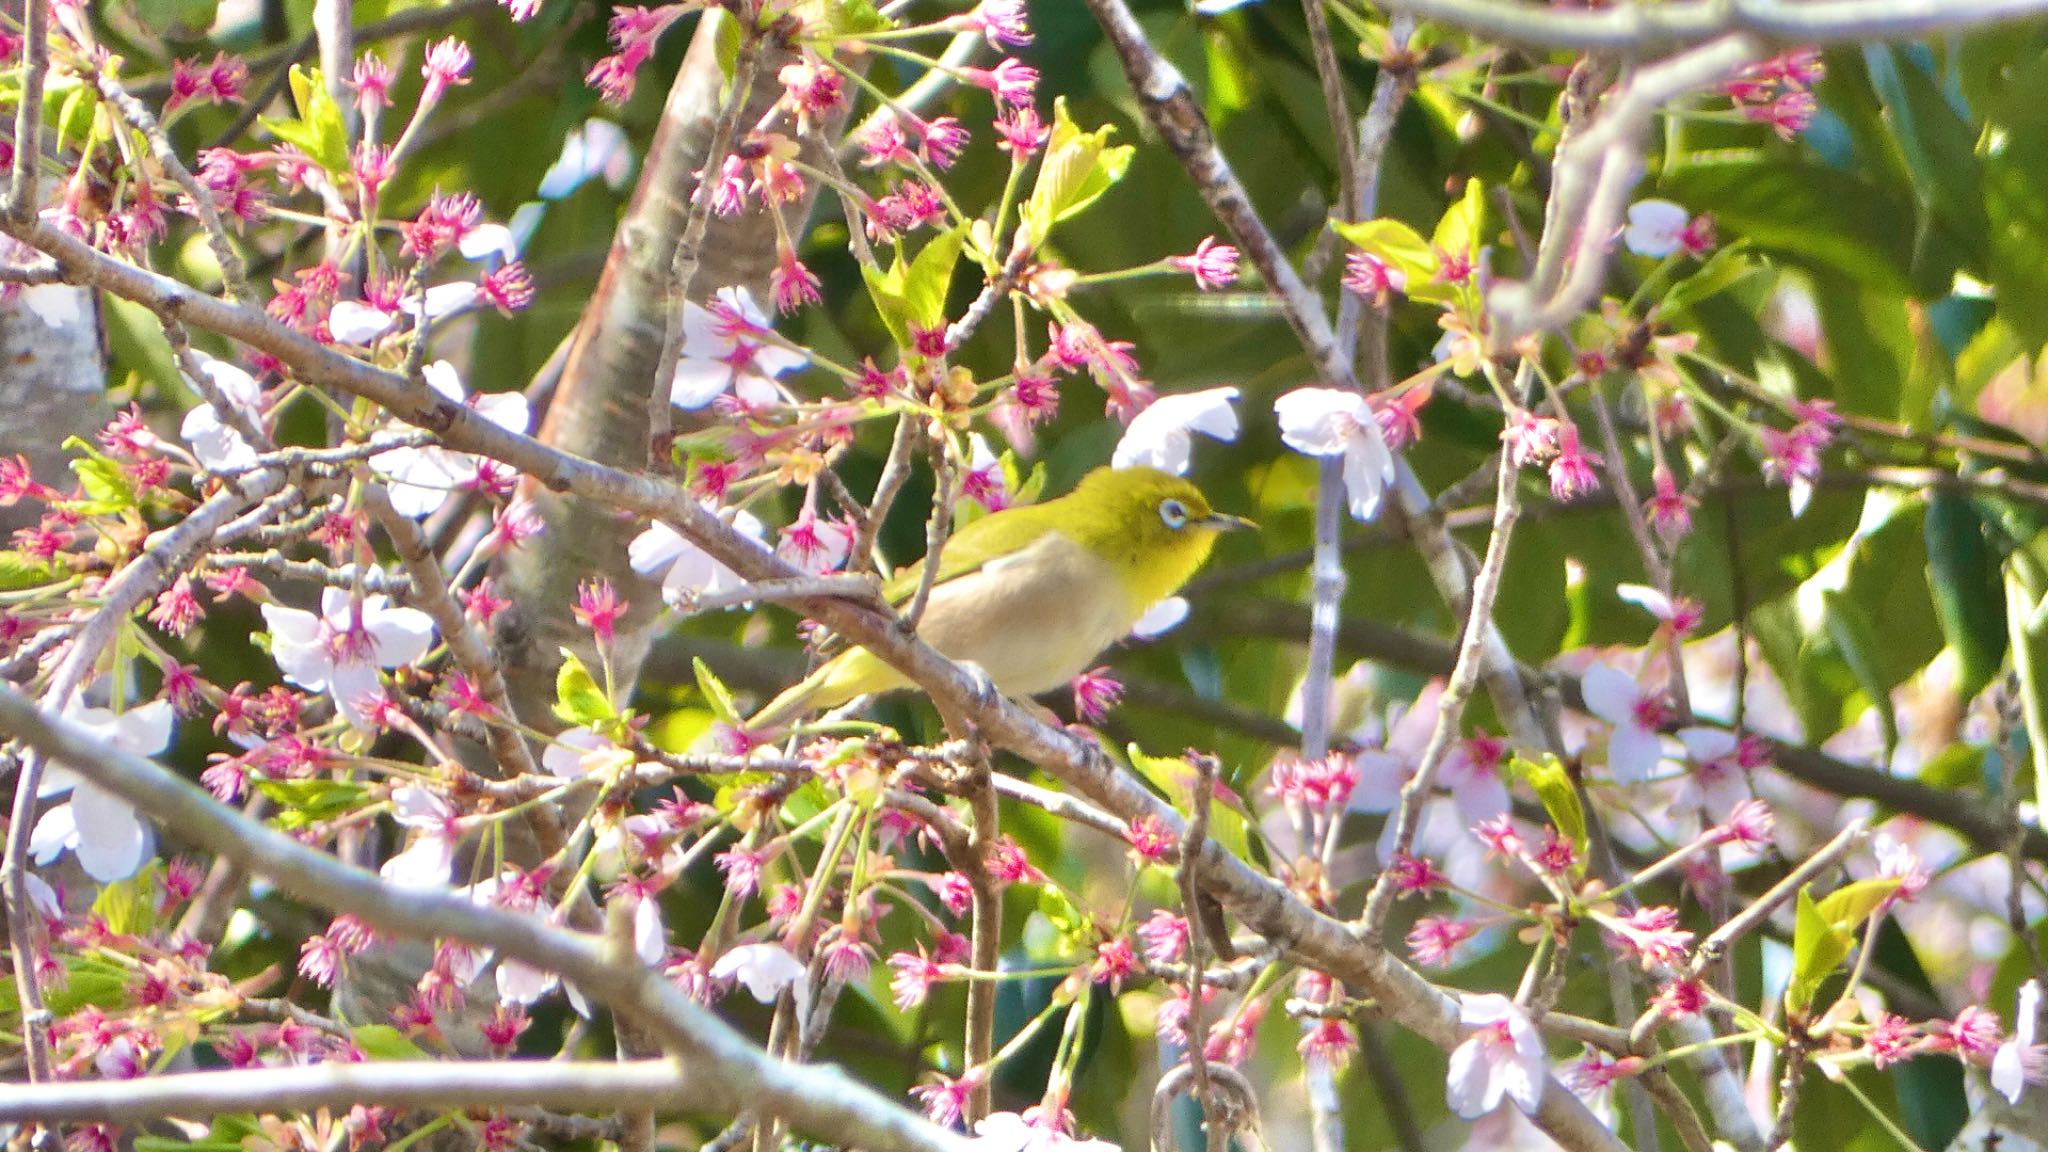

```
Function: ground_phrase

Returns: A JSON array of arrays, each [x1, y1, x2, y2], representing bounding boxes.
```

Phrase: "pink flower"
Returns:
[[1501, 408, 1561, 467], [965, 58, 1038, 107], [1547, 424, 1600, 501], [995, 108, 1050, 156], [1091, 937, 1137, 991], [964, 0, 1032, 48], [1139, 910, 1189, 964], [1645, 467, 1694, 546], [1406, 915, 1476, 967], [1341, 250, 1404, 306], [420, 38, 473, 105], [1167, 236, 1239, 291], [1865, 1014, 1919, 1069], [1297, 1018, 1357, 1073], [1580, 661, 1667, 785], [573, 579, 625, 646], [1445, 994, 1546, 1118], [1124, 814, 1175, 863], [1070, 667, 1124, 724], [1605, 905, 1693, 969], [888, 948, 947, 1010], [911, 1069, 985, 1128], [771, 252, 822, 315]]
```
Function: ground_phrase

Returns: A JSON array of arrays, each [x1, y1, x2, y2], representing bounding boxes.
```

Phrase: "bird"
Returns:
[[747, 465, 1252, 729]]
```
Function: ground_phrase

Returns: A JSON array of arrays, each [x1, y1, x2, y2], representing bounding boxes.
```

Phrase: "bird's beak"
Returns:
[[1202, 513, 1257, 533]]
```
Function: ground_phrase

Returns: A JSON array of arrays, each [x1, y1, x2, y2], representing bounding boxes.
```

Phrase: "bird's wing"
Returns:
[[878, 503, 1057, 605]]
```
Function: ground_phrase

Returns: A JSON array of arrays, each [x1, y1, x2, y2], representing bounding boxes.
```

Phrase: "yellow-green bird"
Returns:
[[748, 465, 1251, 729]]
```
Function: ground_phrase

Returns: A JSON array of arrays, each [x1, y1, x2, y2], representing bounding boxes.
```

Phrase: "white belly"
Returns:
[[912, 532, 1136, 697]]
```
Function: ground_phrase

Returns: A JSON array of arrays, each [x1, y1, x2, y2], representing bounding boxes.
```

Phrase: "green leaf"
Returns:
[[259, 66, 349, 176], [1814, 877, 1904, 933], [825, 0, 893, 35], [64, 437, 135, 515], [91, 862, 159, 937], [0, 551, 57, 590], [1788, 885, 1852, 1013], [1925, 491, 2008, 701], [131, 0, 219, 38], [693, 656, 740, 726], [1662, 244, 1762, 318], [1033, 884, 1092, 952], [2006, 562, 2048, 815], [1863, 45, 1989, 270], [861, 228, 965, 352], [350, 1023, 429, 1060], [554, 649, 615, 728], [1430, 177, 1486, 268], [1507, 754, 1586, 861], [1821, 589, 1900, 757], [1020, 98, 1135, 246], [1329, 216, 1437, 285], [252, 778, 369, 829]]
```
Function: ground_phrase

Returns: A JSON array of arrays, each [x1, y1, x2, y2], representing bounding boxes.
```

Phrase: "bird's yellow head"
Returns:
[[1058, 466, 1253, 612]]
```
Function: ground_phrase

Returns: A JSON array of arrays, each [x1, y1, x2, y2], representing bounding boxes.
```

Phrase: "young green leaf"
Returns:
[[1020, 98, 1135, 246], [554, 649, 616, 728], [693, 656, 741, 726], [1508, 754, 1587, 861]]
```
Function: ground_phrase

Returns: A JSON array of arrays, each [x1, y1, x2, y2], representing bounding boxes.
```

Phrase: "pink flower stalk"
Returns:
[[1167, 236, 1239, 291]]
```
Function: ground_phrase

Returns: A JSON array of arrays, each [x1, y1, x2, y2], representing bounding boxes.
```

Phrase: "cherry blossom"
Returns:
[[627, 510, 767, 605], [1445, 993, 1546, 1118], [30, 701, 175, 882], [1110, 386, 1240, 474], [710, 942, 809, 1018], [259, 586, 438, 727], [370, 361, 531, 517], [537, 119, 635, 200], [966, 1111, 1120, 1152], [380, 785, 459, 888], [1622, 199, 1692, 257], [1993, 979, 2047, 1105], [1273, 387, 1397, 520], [180, 353, 266, 470], [1580, 661, 1668, 785], [1129, 596, 1190, 639], [670, 287, 808, 409]]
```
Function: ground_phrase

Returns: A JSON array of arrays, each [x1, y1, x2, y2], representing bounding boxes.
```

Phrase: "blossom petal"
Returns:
[[365, 603, 437, 668], [381, 833, 456, 889], [71, 782, 150, 882], [1623, 199, 1689, 258], [1129, 597, 1189, 639], [1579, 662, 1638, 726], [1274, 388, 1371, 457], [1111, 387, 1240, 475], [181, 405, 256, 470], [1608, 722, 1665, 786], [1341, 435, 1393, 521], [328, 301, 395, 344], [671, 359, 735, 409], [711, 943, 806, 1006], [28, 803, 77, 866]]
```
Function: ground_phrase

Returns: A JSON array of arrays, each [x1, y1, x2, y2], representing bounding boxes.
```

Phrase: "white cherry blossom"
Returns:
[[1110, 386, 1240, 475], [180, 353, 266, 470], [1580, 661, 1667, 786], [1129, 597, 1189, 639], [31, 701, 175, 883], [671, 287, 808, 409], [379, 785, 459, 888], [710, 942, 809, 1018], [1623, 199, 1690, 258], [260, 587, 437, 727], [1994, 979, 2043, 1104], [537, 119, 635, 200], [1445, 993, 1546, 1118], [628, 511, 767, 606], [1273, 387, 1396, 520], [370, 361, 532, 517]]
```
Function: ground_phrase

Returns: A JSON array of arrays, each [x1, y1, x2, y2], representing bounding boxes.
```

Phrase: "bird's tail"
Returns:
[[744, 650, 887, 732]]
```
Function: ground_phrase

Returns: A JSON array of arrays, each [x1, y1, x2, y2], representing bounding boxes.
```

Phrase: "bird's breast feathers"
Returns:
[[912, 530, 1138, 698]]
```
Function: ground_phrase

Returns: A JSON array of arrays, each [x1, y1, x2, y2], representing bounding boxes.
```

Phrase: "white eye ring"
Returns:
[[1159, 499, 1189, 529]]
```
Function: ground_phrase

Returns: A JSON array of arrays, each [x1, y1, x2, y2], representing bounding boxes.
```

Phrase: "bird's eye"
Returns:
[[1159, 498, 1189, 529]]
